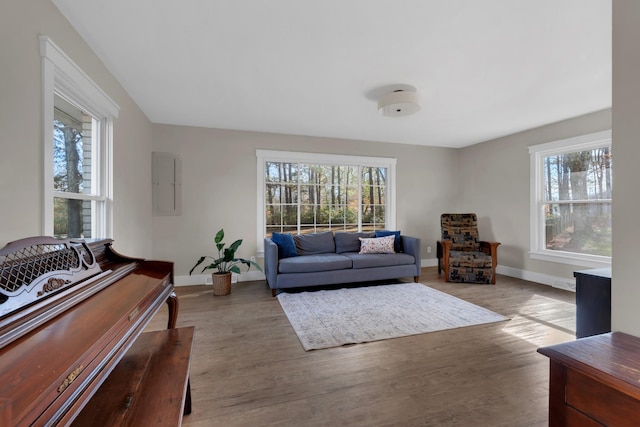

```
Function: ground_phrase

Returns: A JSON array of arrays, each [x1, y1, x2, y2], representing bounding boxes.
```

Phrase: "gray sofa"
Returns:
[[264, 231, 421, 296]]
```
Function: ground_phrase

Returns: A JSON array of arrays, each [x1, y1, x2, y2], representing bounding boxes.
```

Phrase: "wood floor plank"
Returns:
[[146, 267, 575, 426]]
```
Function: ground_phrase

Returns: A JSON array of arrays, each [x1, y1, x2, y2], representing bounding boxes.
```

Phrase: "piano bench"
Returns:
[[71, 326, 195, 426]]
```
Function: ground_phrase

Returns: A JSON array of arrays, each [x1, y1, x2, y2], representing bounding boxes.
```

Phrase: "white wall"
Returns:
[[611, 0, 640, 335], [151, 125, 458, 278], [0, 0, 154, 256]]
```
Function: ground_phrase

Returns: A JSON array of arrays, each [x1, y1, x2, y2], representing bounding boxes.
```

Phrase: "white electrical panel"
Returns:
[[152, 152, 182, 216]]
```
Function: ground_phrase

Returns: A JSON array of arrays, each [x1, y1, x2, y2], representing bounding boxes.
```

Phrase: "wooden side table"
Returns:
[[538, 332, 640, 426]]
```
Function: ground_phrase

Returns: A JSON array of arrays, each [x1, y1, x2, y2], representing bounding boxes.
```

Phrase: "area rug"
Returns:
[[277, 282, 508, 351]]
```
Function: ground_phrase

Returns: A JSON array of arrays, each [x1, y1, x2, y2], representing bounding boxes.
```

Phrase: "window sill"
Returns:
[[529, 250, 611, 269]]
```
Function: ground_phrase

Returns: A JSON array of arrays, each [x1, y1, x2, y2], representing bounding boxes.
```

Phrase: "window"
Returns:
[[257, 150, 396, 253], [529, 130, 612, 267], [41, 36, 119, 238]]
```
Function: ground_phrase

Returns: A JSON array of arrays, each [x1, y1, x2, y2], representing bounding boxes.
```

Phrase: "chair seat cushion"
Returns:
[[278, 254, 352, 273], [449, 250, 492, 268]]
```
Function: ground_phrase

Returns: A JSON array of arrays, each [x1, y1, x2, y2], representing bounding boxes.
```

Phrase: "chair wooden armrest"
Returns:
[[438, 240, 452, 275], [479, 241, 501, 273]]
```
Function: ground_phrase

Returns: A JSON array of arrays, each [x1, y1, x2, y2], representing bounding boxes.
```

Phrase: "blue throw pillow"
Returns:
[[271, 232, 298, 258], [375, 230, 402, 252]]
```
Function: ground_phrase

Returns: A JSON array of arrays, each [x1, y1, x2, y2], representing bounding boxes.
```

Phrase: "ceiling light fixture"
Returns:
[[378, 89, 420, 117]]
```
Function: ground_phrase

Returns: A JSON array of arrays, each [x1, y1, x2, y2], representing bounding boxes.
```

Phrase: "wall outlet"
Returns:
[[427, 246, 432, 254], [250, 256, 256, 262]]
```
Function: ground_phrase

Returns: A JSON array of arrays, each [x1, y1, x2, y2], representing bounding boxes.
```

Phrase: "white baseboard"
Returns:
[[175, 270, 263, 286], [421, 258, 438, 267], [496, 265, 576, 292], [175, 260, 575, 292]]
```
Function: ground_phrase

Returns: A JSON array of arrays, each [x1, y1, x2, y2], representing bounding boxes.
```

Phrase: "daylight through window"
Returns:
[[41, 36, 118, 239], [257, 151, 396, 249], [530, 131, 612, 267], [53, 94, 97, 238]]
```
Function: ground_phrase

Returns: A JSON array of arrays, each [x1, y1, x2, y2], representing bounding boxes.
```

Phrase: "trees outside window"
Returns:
[[265, 163, 387, 235], [41, 36, 118, 239], [530, 131, 612, 267], [257, 151, 396, 250], [53, 94, 95, 238]]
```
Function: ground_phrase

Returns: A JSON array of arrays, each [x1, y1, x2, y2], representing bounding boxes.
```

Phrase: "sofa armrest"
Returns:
[[263, 238, 279, 288], [401, 236, 421, 271]]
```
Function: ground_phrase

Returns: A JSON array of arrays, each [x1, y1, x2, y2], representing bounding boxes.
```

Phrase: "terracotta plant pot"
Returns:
[[211, 272, 232, 296]]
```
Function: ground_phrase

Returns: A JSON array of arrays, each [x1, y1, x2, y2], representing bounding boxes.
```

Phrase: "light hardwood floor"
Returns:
[[147, 267, 576, 427]]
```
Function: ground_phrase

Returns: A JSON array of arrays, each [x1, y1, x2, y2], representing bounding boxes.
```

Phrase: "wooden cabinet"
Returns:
[[538, 332, 640, 427], [574, 268, 611, 339]]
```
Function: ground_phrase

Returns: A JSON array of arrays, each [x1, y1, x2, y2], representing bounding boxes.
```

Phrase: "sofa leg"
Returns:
[[271, 288, 277, 297], [414, 276, 420, 283]]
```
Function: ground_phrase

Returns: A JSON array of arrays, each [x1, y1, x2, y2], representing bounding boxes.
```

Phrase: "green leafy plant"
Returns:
[[189, 229, 262, 275]]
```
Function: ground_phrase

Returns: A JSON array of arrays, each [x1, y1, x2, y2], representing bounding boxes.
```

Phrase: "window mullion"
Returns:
[[297, 162, 301, 235], [357, 165, 363, 232]]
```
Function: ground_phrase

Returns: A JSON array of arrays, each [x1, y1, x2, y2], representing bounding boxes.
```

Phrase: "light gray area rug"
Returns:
[[277, 282, 508, 351]]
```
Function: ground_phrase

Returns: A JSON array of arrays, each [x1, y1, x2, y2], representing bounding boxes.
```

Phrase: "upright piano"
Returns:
[[0, 237, 193, 426]]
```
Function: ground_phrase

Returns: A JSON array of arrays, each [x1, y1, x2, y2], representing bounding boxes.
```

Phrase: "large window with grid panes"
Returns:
[[256, 150, 396, 252]]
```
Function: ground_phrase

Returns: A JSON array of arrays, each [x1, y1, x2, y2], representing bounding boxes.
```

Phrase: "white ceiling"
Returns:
[[52, 0, 611, 148]]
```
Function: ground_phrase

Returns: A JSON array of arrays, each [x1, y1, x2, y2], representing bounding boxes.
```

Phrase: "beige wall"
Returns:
[[458, 109, 611, 282], [151, 125, 458, 276], [612, 0, 640, 335], [3, 0, 629, 324], [152, 107, 612, 284], [0, 0, 154, 256]]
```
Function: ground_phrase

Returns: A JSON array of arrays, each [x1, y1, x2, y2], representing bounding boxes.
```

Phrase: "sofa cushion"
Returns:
[[359, 235, 395, 254], [334, 232, 374, 253], [343, 252, 416, 269], [375, 230, 403, 253], [278, 254, 352, 274], [271, 232, 298, 258], [294, 231, 335, 255]]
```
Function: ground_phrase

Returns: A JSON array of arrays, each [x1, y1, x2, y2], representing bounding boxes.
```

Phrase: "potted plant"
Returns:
[[189, 229, 262, 296]]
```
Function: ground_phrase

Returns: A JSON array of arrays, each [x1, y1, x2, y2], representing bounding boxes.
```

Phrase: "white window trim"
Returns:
[[40, 36, 119, 238], [528, 130, 611, 268], [256, 149, 397, 257]]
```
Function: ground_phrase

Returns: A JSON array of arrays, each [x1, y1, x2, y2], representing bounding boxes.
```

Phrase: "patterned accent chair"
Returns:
[[437, 213, 500, 284]]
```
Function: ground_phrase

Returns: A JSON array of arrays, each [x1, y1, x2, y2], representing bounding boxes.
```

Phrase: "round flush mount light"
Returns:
[[378, 89, 420, 117]]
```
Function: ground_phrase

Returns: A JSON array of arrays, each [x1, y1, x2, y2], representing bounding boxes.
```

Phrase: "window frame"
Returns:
[[528, 130, 612, 268], [256, 150, 397, 256], [40, 36, 119, 238]]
